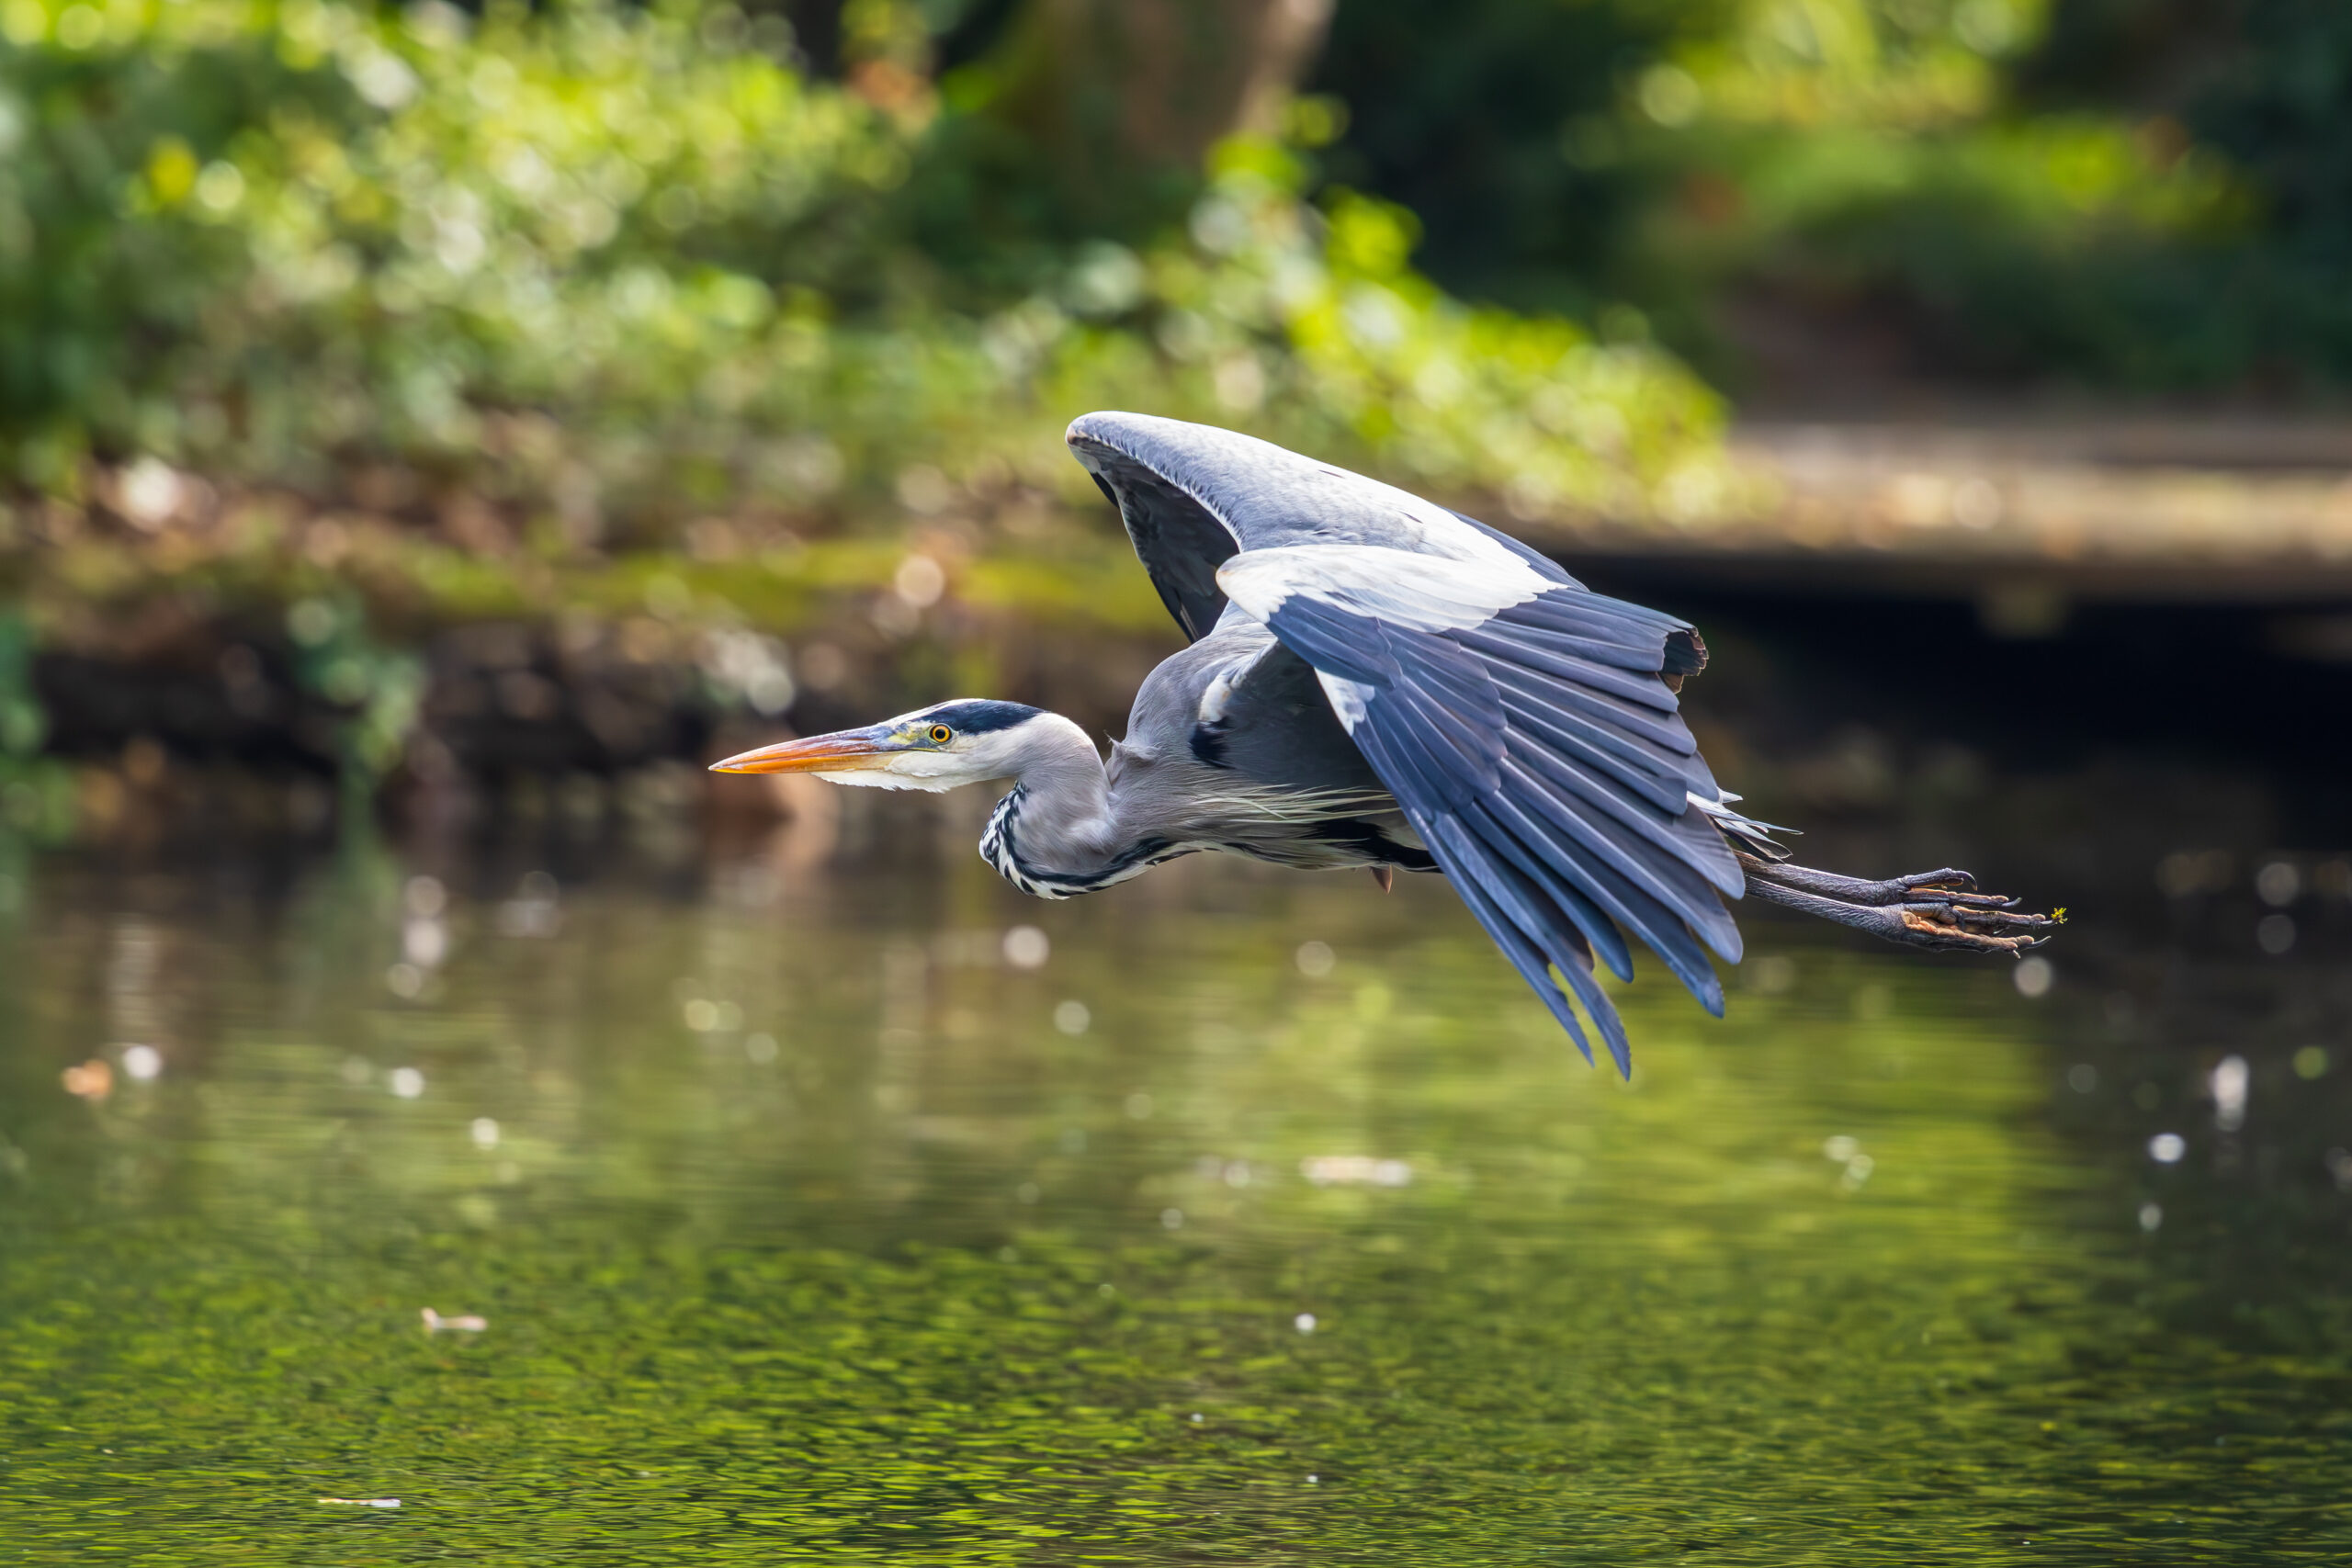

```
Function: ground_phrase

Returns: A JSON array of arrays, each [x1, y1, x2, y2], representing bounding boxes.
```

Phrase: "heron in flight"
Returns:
[[715, 412, 2055, 1072]]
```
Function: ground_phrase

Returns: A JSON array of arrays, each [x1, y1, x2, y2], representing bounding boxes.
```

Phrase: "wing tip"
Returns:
[[1559, 963, 1634, 1077], [1066, 411, 1158, 468], [1066, 409, 1206, 458], [1064, 415, 1117, 465]]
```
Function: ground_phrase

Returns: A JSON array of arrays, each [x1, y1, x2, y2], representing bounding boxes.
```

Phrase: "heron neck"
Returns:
[[981, 716, 1162, 896], [1013, 720, 1117, 859]]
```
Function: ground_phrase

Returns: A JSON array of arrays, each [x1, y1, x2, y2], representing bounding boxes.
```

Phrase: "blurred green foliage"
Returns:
[[1315, 0, 2352, 389], [3, 0, 2346, 536], [0, 0, 1749, 790], [281, 592, 424, 790], [0, 610, 69, 839], [0, 609, 42, 758], [0, 0, 1728, 536], [4, 0, 2344, 791]]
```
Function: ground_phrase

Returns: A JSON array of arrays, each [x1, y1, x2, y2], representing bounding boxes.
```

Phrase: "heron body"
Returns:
[[716, 412, 2054, 1072]]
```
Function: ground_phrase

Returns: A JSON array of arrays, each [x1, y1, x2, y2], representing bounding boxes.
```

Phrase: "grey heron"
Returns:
[[715, 412, 2056, 1072]]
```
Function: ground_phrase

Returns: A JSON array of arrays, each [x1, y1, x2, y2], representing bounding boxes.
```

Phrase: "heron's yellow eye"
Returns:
[[927, 724, 954, 744]]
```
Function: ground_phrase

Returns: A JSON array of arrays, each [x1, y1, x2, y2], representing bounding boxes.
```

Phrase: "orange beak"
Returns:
[[708, 727, 895, 775]]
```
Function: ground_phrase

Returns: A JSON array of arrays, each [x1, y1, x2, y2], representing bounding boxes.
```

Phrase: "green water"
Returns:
[[0, 835, 2344, 1563]]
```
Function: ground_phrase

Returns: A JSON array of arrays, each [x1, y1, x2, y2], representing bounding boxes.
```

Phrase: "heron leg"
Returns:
[[1738, 857, 2024, 908], [1736, 853, 2059, 955]]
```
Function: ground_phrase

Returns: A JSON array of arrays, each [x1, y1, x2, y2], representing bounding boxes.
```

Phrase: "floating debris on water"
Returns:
[[421, 1308, 488, 1333], [318, 1497, 401, 1508]]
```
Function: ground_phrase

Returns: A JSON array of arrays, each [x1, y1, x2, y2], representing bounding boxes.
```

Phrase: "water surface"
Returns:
[[0, 828, 2344, 1563]]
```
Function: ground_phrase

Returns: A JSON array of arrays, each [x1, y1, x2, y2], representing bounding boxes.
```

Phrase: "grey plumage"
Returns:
[[1066, 411, 1747, 1067], [713, 412, 2060, 1075]]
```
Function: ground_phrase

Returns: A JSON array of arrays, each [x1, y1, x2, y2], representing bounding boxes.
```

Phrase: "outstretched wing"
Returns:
[[1069, 411, 1735, 1073], [1072, 411, 1586, 637]]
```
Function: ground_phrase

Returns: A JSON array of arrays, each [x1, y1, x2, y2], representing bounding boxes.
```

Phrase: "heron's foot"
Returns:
[[1737, 854, 2063, 954], [1873, 866, 2058, 915], [1871, 893, 2061, 954]]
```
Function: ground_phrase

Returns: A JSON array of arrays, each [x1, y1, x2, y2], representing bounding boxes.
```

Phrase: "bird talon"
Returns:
[[1893, 900, 2056, 953]]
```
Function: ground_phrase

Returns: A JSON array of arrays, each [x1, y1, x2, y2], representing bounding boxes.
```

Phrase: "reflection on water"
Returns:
[[1, 830, 2346, 1563]]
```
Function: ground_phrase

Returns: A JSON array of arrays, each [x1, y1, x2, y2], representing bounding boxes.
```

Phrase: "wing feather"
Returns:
[[1488, 677, 1702, 817], [1485, 657, 1700, 756], [1471, 621, 1668, 674], [1477, 633, 1685, 713], [1423, 815, 1628, 1070], [1497, 592, 1686, 639], [1506, 738, 1745, 898], [1483, 766, 1739, 983], [1278, 569, 1742, 1056], [1453, 799, 1635, 981]]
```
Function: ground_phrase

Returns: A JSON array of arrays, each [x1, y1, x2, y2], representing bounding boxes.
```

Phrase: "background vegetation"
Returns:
[[0, 0, 2344, 809], [1313, 0, 2341, 390]]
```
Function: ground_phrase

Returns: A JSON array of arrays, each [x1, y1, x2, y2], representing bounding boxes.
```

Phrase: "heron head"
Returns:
[[709, 700, 1053, 792]]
